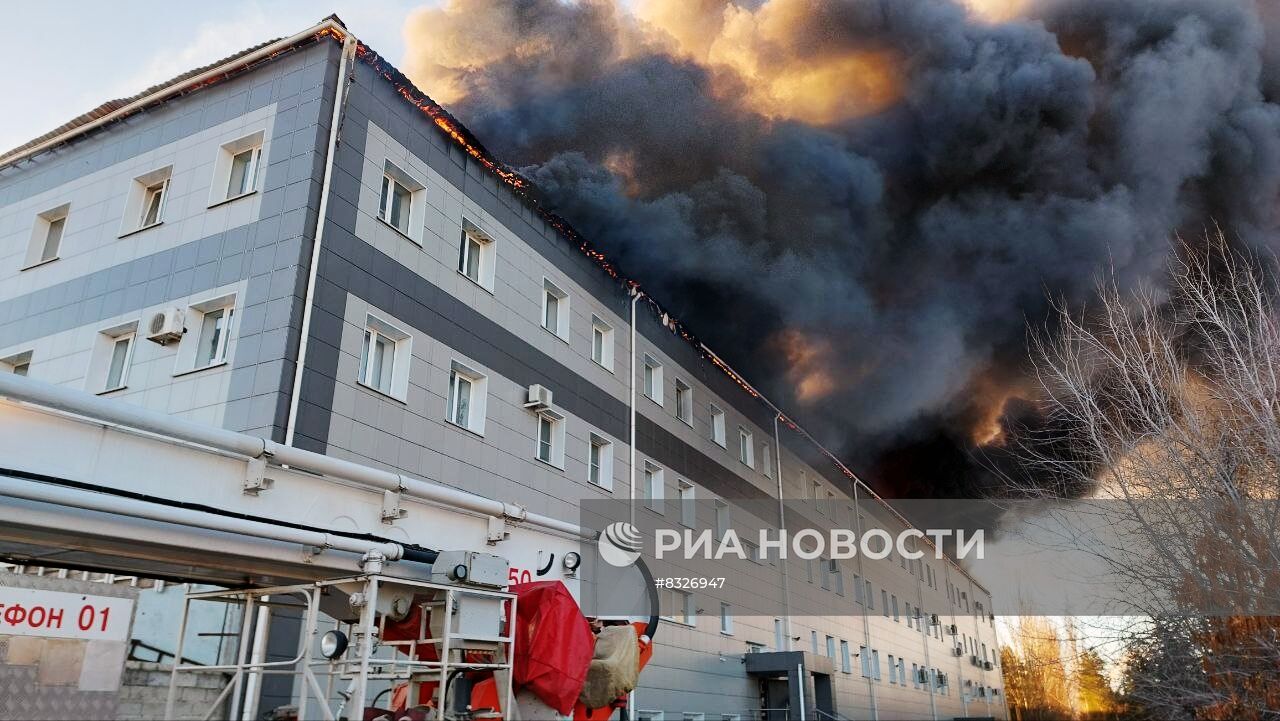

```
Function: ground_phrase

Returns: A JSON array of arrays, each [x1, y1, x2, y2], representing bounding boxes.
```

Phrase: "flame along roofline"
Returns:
[[346, 37, 992, 598], [0, 18, 991, 598]]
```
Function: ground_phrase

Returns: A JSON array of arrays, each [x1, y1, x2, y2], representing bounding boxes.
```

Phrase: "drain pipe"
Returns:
[[283, 32, 357, 448], [772, 413, 793, 651], [628, 288, 644, 527]]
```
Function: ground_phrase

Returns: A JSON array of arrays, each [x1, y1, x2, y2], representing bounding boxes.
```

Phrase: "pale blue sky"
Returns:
[[1, 1, 431, 152]]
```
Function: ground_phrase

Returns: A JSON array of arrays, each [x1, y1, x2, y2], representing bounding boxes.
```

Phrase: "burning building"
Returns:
[[0, 15, 1004, 721]]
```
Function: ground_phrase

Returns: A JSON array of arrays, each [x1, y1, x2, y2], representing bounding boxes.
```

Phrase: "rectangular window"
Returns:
[[379, 175, 412, 235], [872, 650, 881, 680], [360, 329, 394, 394], [455, 220, 496, 290], [677, 480, 695, 527], [227, 147, 260, 198], [889, 655, 898, 684], [882, 590, 890, 618], [88, 321, 138, 393], [197, 307, 232, 368], [591, 315, 614, 371], [660, 588, 694, 625], [714, 499, 730, 540], [830, 560, 844, 595], [588, 434, 613, 490], [643, 354, 663, 404], [720, 603, 733, 634], [854, 574, 863, 605], [912, 664, 920, 689], [140, 179, 169, 228], [42, 217, 66, 261], [674, 379, 692, 425], [122, 167, 172, 236], [210, 131, 265, 205], [710, 405, 726, 447], [357, 315, 411, 401], [826, 635, 836, 659], [534, 410, 566, 468], [542, 279, 570, 341], [860, 646, 871, 678], [775, 619, 785, 651], [446, 361, 488, 435], [866, 581, 874, 610], [29, 206, 68, 268], [459, 231, 483, 282], [104, 334, 134, 392], [2, 351, 33, 377], [642, 462, 664, 512], [810, 631, 818, 655], [537, 415, 554, 462], [841, 641, 852, 674], [377, 161, 426, 242], [738, 428, 755, 467], [761, 444, 772, 477], [892, 595, 900, 622]]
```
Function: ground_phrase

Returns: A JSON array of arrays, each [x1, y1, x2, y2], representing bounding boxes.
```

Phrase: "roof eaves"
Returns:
[[0, 16, 348, 169]]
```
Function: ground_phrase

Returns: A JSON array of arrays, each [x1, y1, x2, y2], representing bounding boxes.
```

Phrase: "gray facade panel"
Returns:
[[0, 39, 341, 442]]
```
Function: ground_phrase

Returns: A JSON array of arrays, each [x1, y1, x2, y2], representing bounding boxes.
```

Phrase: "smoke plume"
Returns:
[[400, 0, 1280, 496]]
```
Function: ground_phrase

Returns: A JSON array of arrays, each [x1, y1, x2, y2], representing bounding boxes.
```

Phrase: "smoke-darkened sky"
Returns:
[[400, 0, 1280, 496]]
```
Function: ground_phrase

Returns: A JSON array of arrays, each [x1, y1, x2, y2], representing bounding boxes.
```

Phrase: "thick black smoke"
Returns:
[[402, 0, 1280, 496]]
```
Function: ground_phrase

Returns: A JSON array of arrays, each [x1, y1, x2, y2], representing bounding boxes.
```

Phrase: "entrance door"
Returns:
[[763, 678, 790, 721]]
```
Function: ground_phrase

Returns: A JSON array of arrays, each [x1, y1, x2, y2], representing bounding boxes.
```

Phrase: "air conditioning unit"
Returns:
[[952, 647, 963, 657], [146, 308, 185, 344], [970, 655, 980, 666], [936, 673, 948, 687], [930, 614, 940, 626], [524, 384, 553, 411], [916, 669, 928, 684], [984, 661, 994, 671], [947, 624, 958, 635]]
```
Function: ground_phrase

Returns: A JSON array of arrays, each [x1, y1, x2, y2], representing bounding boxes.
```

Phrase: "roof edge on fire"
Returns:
[[0, 17, 990, 596]]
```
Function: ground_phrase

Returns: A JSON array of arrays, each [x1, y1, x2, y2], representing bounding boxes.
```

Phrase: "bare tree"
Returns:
[[1001, 231, 1280, 717]]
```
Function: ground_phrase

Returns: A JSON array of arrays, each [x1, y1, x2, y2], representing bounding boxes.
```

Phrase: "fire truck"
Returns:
[[0, 373, 657, 720]]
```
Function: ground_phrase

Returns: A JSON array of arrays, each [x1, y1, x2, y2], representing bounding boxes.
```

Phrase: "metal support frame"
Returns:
[[166, 573, 516, 720]]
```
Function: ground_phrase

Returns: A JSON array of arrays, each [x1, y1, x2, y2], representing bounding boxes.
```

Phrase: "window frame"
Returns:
[[642, 354, 663, 405], [719, 603, 733, 635], [709, 404, 726, 447], [541, 278, 570, 342], [677, 479, 696, 527], [674, 378, 693, 426], [533, 408, 566, 469], [173, 293, 237, 376], [24, 204, 70, 270], [101, 330, 136, 393], [357, 315, 412, 402], [641, 461, 665, 513], [738, 427, 755, 468], [121, 166, 173, 237], [590, 315, 614, 372], [1, 350, 33, 377], [587, 433, 614, 490], [446, 360, 489, 435], [376, 160, 427, 244], [457, 219, 497, 292], [209, 130, 266, 206]]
